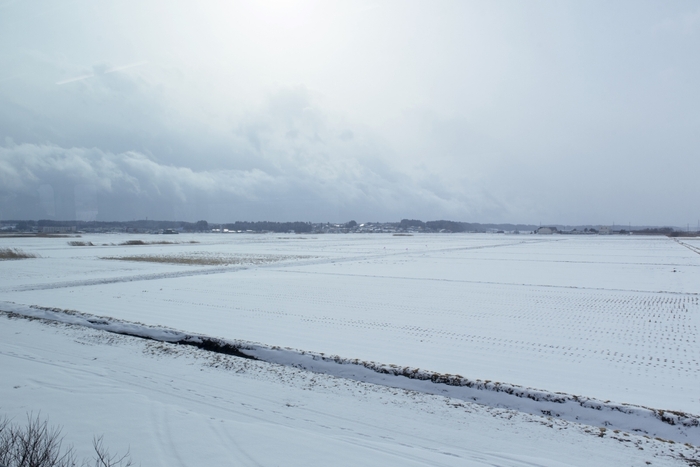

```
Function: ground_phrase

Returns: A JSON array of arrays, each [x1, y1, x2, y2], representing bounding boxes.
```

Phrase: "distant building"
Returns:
[[536, 227, 555, 235], [599, 226, 611, 235]]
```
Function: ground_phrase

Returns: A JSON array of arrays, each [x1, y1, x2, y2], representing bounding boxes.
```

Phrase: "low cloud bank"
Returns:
[[0, 141, 491, 222]]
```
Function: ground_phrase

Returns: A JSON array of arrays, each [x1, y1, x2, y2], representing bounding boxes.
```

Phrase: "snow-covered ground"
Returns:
[[1, 233, 699, 464], [1, 313, 696, 466]]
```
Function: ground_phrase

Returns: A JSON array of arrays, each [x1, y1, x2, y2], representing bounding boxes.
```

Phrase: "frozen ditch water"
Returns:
[[3, 301, 698, 445]]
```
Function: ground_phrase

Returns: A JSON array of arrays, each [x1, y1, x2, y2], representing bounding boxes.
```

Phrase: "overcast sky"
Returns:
[[1, 0, 698, 225]]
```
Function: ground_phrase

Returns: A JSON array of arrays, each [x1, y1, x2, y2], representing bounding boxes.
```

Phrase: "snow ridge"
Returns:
[[2, 300, 698, 445]]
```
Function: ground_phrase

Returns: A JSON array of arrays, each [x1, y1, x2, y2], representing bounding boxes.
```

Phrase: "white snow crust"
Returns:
[[1, 233, 699, 464], [1, 313, 697, 466], [2, 301, 698, 444]]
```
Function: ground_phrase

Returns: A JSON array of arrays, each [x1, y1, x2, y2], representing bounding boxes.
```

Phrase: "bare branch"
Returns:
[[0, 413, 134, 467]]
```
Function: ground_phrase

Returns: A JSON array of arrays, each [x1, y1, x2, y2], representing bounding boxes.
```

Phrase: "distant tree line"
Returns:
[[426, 220, 471, 232], [398, 219, 471, 232], [634, 227, 675, 235], [9, 219, 212, 232], [6, 219, 691, 235], [6, 219, 315, 233], [222, 221, 312, 233]]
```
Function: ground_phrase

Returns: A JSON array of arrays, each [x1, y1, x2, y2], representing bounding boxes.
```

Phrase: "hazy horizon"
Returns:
[[2, 1, 699, 226]]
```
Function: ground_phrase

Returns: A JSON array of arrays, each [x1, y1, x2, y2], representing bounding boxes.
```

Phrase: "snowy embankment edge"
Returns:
[[2, 301, 698, 446]]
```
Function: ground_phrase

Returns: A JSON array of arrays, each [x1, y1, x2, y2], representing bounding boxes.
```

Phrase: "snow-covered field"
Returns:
[[1, 233, 699, 465]]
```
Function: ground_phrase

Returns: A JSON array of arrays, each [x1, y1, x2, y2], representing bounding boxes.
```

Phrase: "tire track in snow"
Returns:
[[150, 402, 188, 467], [277, 269, 700, 296], [674, 238, 700, 256]]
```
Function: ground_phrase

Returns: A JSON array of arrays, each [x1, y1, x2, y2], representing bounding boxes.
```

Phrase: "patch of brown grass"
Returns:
[[119, 240, 199, 246], [0, 248, 38, 260], [35, 233, 73, 237], [101, 253, 310, 266]]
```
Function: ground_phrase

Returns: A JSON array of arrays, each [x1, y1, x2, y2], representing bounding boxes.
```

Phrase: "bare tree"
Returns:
[[85, 437, 132, 467], [0, 414, 134, 467], [0, 413, 76, 467]]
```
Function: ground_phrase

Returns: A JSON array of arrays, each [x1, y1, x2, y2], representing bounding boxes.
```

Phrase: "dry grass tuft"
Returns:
[[119, 239, 199, 246], [0, 248, 38, 260], [69, 239, 199, 246], [102, 253, 310, 266], [120, 240, 147, 245]]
